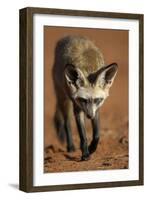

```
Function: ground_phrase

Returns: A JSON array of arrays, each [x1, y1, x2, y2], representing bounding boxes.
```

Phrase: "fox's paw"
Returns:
[[81, 153, 90, 161], [67, 144, 75, 152], [88, 145, 97, 154], [88, 138, 99, 154]]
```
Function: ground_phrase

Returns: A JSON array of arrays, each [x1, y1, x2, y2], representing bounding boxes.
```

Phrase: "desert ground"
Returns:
[[44, 27, 128, 173]]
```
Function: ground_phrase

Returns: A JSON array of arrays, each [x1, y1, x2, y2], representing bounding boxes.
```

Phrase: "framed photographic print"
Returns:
[[19, 7, 144, 192]]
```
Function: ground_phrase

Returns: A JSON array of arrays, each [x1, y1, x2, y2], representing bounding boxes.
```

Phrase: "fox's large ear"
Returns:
[[94, 63, 118, 89], [64, 64, 87, 93]]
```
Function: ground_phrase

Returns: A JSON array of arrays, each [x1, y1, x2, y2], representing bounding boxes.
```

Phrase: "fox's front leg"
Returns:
[[74, 104, 90, 161], [89, 111, 100, 154], [64, 117, 75, 152]]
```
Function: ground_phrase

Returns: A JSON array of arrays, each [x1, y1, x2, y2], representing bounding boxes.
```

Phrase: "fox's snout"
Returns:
[[85, 107, 96, 119]]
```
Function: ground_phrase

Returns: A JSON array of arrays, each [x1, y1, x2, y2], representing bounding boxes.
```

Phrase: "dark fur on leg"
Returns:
[[89, 111, 100, 154], [64, 118, 75, 152], [74, 104, 90, 161], [54, 109, 66, 143]]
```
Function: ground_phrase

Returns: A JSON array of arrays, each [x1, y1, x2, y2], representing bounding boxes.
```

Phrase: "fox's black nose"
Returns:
[[87, 114, 91, 119], [87, 114, 94, 119]]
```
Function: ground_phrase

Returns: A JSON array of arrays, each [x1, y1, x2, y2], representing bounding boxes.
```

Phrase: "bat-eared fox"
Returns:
[[52, 36, 118, 161]]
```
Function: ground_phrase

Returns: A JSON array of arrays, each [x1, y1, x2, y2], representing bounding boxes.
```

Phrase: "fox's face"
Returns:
[[64, 63, 118, 119]]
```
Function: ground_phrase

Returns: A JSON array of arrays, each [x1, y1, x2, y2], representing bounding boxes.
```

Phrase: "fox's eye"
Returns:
[[77, 97, 88, 103], [94, 98, 103, 104]]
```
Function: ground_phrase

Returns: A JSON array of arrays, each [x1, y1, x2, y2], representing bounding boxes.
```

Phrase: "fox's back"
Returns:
[[53, 36, 105, 86]]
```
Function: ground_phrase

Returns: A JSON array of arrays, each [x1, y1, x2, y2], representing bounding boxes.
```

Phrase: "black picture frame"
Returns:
[[19, 7, 144, 192]]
